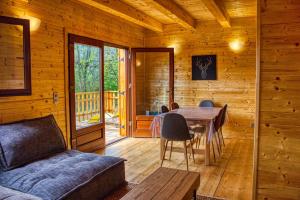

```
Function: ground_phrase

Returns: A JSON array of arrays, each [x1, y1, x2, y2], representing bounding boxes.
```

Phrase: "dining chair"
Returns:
[[199, 100, 214, 107], [161, 105, 169, 113], [171, 102, 180, 110], [212, 107, 224, 159], [160, 113, 194, 171], [218, 104, 227, 147]]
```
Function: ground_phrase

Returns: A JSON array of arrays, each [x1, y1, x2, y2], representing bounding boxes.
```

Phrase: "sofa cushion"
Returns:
[[0, 185, 42, 200], [0, 115, 66, 171], [0, 150, 126, 200]]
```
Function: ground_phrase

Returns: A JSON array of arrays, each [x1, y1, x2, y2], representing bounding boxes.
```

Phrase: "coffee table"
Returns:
[[121, 167, 200, 200]]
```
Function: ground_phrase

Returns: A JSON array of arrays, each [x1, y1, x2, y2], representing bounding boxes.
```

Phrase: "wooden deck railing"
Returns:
[[76, 91, 118, 121]]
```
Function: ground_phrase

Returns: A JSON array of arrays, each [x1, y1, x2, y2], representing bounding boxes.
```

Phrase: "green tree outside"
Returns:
[[74, 44, 119, 92]]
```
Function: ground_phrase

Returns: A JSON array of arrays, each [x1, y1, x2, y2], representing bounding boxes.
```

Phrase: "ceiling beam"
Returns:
[[201, 0, 231, 28], [77, 0, 163, 32], [149, 0, 196, 30]]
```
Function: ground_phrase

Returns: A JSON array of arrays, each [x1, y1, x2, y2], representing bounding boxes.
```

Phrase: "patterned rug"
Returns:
[[104, 183, 224, 200]]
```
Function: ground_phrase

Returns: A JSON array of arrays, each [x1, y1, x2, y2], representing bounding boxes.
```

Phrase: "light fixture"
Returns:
[[136, 60, 142, 67], [229, 40, 244, 52], [17, 15, 41, 32], [25, 16, 41, 32]]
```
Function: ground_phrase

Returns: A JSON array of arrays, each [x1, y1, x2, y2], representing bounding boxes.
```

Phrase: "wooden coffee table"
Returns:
[[121, 167, 200, 200]]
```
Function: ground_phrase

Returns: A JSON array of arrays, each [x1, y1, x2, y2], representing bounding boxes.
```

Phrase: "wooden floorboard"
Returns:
[[96, 137, 253, 200]]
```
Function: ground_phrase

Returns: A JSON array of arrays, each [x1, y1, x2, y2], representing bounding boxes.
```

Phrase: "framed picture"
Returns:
[[192, 55, 217, 80]]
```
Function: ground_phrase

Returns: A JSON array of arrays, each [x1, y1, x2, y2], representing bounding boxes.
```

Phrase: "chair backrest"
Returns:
[[220, 104, 227, 127], [161, 105, 169, 113], [199, 100, 214, 107], [214, 105, 227, 132], [171, 102, 180, 110], [161, 113, 190, 141]]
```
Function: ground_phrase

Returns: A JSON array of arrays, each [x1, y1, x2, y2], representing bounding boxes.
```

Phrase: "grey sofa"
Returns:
[[0, 115, 126, 200]]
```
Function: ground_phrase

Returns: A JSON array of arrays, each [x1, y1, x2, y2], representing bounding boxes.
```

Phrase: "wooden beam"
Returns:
[[77, 0, 163, 32], [149, 0, 196, 30], [201, 0, 231, 28]]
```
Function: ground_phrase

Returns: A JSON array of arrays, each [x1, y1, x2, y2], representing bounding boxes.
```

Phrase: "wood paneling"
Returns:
[[0, 0, 144, 147], [257, 0, 300, 199], [173, 0, 256, 21], [149, 0, 196, 30], [201, 0, 231, 28], [145, 17, 256, 140], [76, 0, 163, 32], [122, 0, 174, 24]]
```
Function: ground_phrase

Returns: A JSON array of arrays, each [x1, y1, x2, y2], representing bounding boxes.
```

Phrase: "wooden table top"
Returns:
[[121, 167, 200, 200], [172, 107, 222, 121]]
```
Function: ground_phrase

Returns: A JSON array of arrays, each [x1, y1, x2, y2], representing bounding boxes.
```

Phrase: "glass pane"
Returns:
[[135, 52, 169, 115], [74, 43, 102, 130], [0, 23, 24, 89]]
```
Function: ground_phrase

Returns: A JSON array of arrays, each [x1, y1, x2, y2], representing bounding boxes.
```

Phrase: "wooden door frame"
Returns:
[[68, 34, 105, 148], [104, 43, 130, 138], [130, 48, 175, 137]]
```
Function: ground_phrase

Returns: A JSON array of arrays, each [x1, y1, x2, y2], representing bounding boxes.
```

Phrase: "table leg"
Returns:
[[205, 122, 210, 165], [160, 137, 165, 160], [193, 190, 197, 200]]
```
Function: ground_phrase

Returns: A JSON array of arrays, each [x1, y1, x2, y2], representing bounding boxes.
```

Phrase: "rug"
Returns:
[[104, 183, 224, 200]]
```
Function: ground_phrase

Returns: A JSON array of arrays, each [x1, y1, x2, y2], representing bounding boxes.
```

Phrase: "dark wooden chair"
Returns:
[[161, 105, 169, 113], [171, 102, 180, 110], [160, 113, 194, 171]]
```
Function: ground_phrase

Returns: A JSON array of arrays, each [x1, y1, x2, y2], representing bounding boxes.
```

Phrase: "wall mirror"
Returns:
[[0, 16, 31, 96]]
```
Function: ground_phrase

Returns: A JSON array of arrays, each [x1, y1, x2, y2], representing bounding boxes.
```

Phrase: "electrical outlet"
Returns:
[[53, 92, 59, 104], [251, 123, 255, 128]]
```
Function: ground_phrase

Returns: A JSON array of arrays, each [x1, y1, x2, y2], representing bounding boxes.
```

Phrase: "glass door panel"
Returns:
[[69, 34, 104, 150], [131, 48, 174, 137], [74, 43, 102, 130], [135, 52, 170, 115]]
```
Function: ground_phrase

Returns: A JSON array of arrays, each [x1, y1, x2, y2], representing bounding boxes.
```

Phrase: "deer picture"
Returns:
[[195, 56, 213, 79]]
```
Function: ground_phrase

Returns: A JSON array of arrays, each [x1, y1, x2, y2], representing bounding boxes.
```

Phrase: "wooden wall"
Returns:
[[0, 0, 145, 145], [145, 17, 257, 139], [257, 0, 300, 199]]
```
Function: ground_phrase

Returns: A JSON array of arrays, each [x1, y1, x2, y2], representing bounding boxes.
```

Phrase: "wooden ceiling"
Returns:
[[77, 0, 256, 32]]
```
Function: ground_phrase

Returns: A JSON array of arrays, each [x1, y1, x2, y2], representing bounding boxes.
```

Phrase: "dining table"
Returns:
[[151, 107, 222, 165]]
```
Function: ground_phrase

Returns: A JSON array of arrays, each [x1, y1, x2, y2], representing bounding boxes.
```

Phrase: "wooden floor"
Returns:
[[96, 137, 253, 200]]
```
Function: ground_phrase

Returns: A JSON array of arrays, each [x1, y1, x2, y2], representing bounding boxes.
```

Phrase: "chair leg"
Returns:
[[190, 139, 195, 163], [183, 141, 189, 171], [215, 133, 221, 155], [161, 140, 169, 167], [220, 128, 225, 146], [217, 131, 222, 152], [197, 134, 201, 148], [211, 139, 216, 162], [169, 141, 173, 160]]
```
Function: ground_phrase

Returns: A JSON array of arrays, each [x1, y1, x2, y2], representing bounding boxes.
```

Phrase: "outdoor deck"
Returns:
[[75, 91, 122, 144]]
